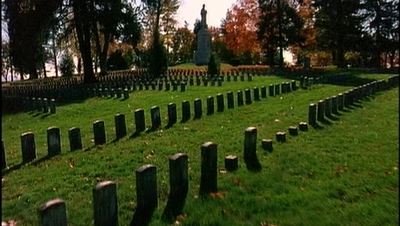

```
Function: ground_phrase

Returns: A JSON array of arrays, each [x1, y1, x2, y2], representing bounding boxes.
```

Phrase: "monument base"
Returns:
[[194, 28, 211, 65]]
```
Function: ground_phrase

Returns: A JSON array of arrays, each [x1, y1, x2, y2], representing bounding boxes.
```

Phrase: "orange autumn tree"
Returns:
[[290, 0, 317, 65], [221, 0, 261, 65]]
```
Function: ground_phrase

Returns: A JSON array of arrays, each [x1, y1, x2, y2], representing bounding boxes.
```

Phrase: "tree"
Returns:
[[257, 0, 304, 67], [4, 0, 62, 79], [160, 0, 180, 54], [314, 0, 362, 68], [143, 0, 168, 77], [72, 0, 96, 83], [59, 51, 76, 77], [359, 0, 399, 68], [222, 0, 261, 61], [171, 24, 195, 65], [91, 0, 123, 75], [107, 49, 128, 70], [290, 0, 317, 65]]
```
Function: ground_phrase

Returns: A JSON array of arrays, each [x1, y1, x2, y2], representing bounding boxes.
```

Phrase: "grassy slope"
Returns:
[[2, 73, 398, 226]]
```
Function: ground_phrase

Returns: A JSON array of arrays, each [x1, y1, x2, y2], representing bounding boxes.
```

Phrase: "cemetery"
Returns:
[[1, 0, 399, 225], [2, 70, 398, 225]]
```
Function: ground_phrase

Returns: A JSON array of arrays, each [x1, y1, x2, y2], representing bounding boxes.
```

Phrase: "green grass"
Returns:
[[2, 72, 398, 226]]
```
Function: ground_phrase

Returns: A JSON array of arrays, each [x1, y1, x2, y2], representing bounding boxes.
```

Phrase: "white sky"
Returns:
[[176, 0, 237, 30]]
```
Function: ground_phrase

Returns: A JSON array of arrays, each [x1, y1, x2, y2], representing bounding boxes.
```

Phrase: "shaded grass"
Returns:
[[1, 73, 398, 226]]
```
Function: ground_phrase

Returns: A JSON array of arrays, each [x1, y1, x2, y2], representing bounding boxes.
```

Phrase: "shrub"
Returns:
[[208, 52, 220, 76], [59, 52, 75, 77], [107, 50, 128, 70], [148, 35, 168, 78]]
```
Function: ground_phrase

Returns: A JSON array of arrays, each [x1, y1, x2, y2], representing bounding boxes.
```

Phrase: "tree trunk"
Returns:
[[77, 57, 82, 75], [99, 32, 111, 75], [42, 60, 47, 78], [52, 34, 59, 77], [73, 0, 96, 84], [277, 0, 284, 68], [29, 63, 38, 80]]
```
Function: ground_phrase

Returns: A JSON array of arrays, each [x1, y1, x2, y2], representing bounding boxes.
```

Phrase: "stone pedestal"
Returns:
[[194, 29, 211, 65]]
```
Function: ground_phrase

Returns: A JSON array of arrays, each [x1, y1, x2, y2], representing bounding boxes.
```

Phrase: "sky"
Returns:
[[176, 0, 237, 30]]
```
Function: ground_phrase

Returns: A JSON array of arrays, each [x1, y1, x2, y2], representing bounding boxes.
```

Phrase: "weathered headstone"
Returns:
[[167, 103, 177, 126], [317, 100, 325, 122], [276, 132, 286, 142], [123, 89, 129, 99], [68, 127, 82, 151], [150, 106, 161, 130], [291, 80, 297, 91], [299, 122, 308, 131], [288, 126, 298, 136], [324, 97, 331, 118], [244, 127, 261, 171], [38, 199, 67, 226], [93, 181, 118, 226], [237, 90, 244, 106], [225, 155, 238, 171], [134, 109, 146, 133], [275, 84, 280, 95], [114, 114, 127, 139], [199, 142, 217, 196], [162, 153, 188, 221], [338, 93, 344, 111], [181, 101, 191, 122], [50, 99, 56, 114], [131, 164, 157, 226], [180, 82, 186, 92], [47, 127, 61, 156], [269, 84, 274, 96], [245, 89, 252, 105], [93, 120, 106, 145], [331, 96, 338, 114], [253, 87, 260, 101], [43, 98, 49, 113], [261, 139, 273, 152], [21, 132, 36, 163], [194, 98, 202, 119], [216, 93, 224, 112], [308, 103, 317, 126], [227, 91, 234, 109], [261, 86, 267, 98], [206, 96, 214, 115]]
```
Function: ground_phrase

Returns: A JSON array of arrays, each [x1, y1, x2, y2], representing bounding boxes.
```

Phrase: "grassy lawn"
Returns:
[[1, 72, 398, 225]]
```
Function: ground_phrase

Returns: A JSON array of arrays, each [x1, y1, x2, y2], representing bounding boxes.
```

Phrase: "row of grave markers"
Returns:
[[4, 74, 397, 170], [2, 78, 315, 170], [307, 75, 399, 127], [4, 75, 397, 225], [34, 120, 309, 226], [2, 72, 266, 113]]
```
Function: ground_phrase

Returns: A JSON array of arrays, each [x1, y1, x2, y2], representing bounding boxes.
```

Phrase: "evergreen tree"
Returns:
[[314, 0, 362, 68]]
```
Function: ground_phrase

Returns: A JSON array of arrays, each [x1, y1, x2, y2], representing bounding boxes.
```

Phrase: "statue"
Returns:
[[201, 4, 207, 28], [194, 4, 211, 65]]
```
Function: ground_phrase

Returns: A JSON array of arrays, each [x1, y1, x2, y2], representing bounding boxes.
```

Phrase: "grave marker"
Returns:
[[47, 127, 61, 156], [93, 120, 106, 145], [93, 181, 118, 226], [244, 127, 261, 171], [200, 142, 217, 196], [68, 127, 82, 151]]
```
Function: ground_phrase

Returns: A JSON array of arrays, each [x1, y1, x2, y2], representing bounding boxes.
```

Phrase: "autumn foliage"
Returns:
[[220, 0, 261, 64]]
